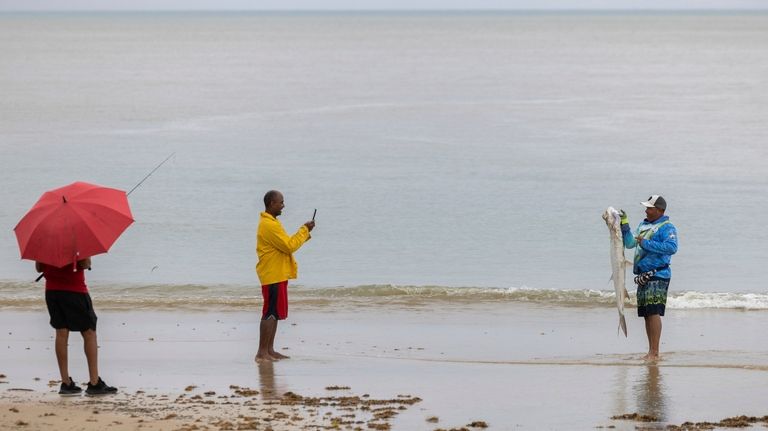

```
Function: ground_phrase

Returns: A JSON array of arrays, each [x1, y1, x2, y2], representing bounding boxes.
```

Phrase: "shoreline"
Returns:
[[4, 281, 768, 312]]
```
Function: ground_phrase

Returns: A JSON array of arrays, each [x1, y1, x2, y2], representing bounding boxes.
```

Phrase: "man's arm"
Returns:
[[263, 223, 311, 254], [621, 223, 638, 249]]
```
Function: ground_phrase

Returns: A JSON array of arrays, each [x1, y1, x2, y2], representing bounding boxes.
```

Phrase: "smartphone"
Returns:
[[312, 209, 317, 221]]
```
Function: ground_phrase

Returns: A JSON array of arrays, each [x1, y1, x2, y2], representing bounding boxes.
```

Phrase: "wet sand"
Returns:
[[2, 304, 768, 430]]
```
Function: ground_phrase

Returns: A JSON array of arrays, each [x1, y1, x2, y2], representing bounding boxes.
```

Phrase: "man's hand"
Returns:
[[619, 209, 629, 225], [635, 236, 644, 245], [77, 257, 92, 270], [304, 221, 315, 232]]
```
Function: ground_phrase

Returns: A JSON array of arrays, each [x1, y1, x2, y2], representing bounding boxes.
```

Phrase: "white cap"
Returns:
[[640, 195, 667, 210]]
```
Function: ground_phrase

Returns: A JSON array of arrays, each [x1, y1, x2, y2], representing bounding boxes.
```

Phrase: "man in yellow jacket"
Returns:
[[255, 190, 314, 362]]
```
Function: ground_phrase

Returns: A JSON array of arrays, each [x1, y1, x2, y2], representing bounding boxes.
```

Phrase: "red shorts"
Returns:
[[261, 281, 288, 320]]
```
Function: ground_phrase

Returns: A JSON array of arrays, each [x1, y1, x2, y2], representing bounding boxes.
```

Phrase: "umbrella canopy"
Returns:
[[14, 181, 134, 268]]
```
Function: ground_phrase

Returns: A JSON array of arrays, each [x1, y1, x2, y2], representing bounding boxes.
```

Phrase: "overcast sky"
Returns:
[[1, 0, 767, 11]]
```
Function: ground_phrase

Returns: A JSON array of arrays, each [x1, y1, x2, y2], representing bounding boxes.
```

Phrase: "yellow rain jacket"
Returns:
[[255, 212, 310, 285]]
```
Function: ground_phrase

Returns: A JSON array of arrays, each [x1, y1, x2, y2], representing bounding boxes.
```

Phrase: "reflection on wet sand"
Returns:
[[613, 365, 630, 414], [635, 365, 667, 422], [256, 360, 286, 400]]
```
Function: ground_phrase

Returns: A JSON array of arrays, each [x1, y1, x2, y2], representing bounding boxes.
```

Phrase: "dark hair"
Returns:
[[263, 190, 280, 208]]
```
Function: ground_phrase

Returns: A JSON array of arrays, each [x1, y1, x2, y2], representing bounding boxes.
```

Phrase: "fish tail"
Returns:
[[619, 314, 627, 337]]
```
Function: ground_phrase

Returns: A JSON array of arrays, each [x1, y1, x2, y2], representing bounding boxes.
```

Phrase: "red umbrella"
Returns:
[[14, 181, 134, 268]]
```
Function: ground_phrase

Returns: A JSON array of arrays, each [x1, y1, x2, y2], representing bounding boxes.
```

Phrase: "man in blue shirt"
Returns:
[[620, 195, 678, 361]]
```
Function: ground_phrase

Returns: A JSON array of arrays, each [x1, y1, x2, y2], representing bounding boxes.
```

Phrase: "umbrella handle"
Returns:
[[35, 273, 44, 282]]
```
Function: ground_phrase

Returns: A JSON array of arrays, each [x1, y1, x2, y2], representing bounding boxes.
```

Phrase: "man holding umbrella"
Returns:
[[15, 182, 133, 396], [36, 257, 117, 396]]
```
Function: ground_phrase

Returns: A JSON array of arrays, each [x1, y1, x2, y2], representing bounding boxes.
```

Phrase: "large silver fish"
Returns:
[[602, 206, 631, 337]]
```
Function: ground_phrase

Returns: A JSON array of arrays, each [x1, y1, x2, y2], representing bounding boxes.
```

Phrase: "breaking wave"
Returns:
[[1, 281, 767, 311]]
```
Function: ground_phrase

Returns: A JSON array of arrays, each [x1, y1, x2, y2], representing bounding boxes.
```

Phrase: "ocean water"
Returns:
[[1, 12, 767, 308]]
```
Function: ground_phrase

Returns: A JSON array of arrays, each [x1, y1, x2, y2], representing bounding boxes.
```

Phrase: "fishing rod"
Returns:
[[34, 153, 175, 283], [126, 152, 175, 196], [35, 152, 176, 282]]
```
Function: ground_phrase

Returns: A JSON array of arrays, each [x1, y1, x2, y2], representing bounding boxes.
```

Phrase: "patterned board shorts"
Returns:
[[636, 278, 670, 317]]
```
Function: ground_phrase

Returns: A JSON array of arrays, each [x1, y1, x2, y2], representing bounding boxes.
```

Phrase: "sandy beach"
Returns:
[[3, 303, 768, 430]]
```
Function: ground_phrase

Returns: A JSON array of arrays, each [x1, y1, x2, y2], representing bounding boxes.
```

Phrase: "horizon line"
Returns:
[[1, 8, 767, 13]]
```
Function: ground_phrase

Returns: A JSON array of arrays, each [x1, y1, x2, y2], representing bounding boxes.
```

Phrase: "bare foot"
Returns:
[[270, 351, 290, 360], [642, 353, 660, 362], [255, 353, 274, 362]]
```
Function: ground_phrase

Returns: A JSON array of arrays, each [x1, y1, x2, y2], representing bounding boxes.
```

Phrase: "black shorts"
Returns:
[[45, 290, 98, 332]]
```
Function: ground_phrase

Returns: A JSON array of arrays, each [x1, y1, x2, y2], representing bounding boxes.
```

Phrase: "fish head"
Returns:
[[602, 206, 620, 228]]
